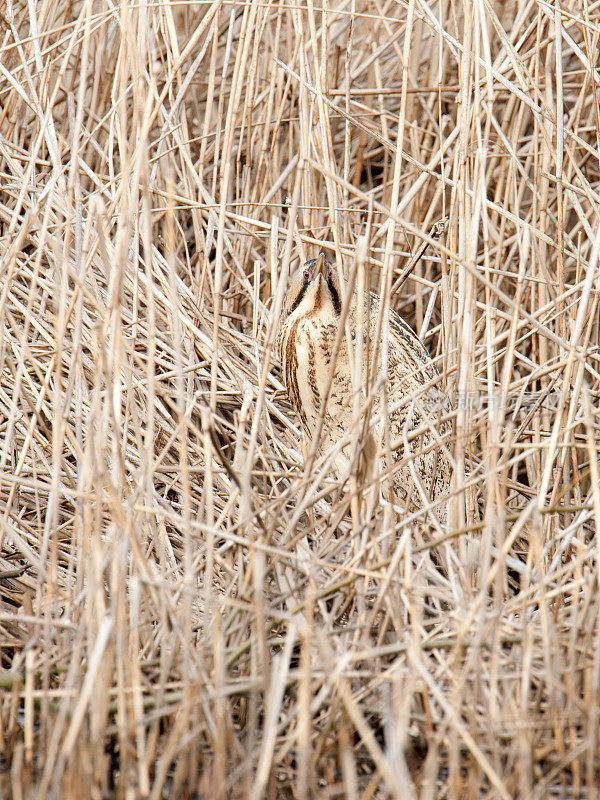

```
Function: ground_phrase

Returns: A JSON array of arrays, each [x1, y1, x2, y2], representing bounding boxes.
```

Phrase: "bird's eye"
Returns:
[[303, 268, 310, 281]]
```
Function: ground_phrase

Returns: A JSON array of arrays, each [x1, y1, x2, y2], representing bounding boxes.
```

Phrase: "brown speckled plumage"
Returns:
[[277, 254, 451, 521]]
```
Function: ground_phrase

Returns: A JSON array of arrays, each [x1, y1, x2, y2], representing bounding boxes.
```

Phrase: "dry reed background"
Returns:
[[1, 0, 600, 797]]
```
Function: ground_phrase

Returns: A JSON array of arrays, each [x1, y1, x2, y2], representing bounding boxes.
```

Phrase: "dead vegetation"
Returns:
[[1, 0, 600, 797]]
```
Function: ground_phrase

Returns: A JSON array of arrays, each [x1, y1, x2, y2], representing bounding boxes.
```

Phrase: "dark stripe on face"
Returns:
[[290, 280, 309, 313], [327, 277, 341, 315]]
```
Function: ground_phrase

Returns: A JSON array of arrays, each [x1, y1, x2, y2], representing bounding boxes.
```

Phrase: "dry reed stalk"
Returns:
[[0, 0, 599, 798]]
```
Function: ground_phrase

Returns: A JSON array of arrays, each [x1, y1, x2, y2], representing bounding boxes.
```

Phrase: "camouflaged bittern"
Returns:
[[277, 253, 451, 522]]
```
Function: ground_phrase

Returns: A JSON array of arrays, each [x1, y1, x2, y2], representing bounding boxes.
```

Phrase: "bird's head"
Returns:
[[282, 252, 342, 321]]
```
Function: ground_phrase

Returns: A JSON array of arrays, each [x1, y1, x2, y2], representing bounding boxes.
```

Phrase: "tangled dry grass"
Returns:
[[1, 0, 600, 797]]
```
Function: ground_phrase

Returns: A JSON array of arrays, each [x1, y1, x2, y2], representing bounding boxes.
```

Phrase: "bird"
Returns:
[[276, 252, 451, 522]]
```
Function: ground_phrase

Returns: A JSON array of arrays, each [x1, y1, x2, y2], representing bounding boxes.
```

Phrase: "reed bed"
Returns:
[[1, 0, 599, 797]]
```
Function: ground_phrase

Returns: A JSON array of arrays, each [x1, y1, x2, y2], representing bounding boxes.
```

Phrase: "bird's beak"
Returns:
[[314, 252, 326, 282]]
